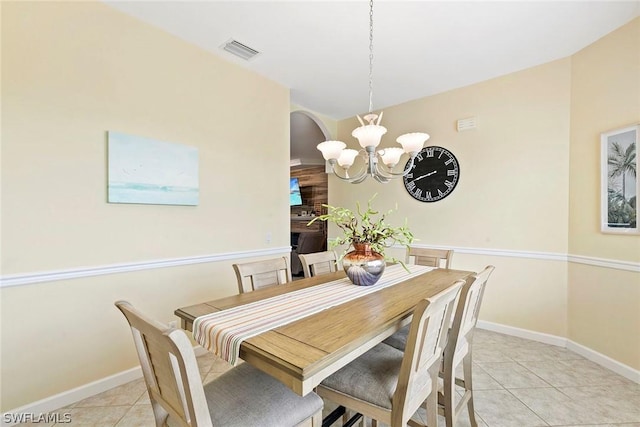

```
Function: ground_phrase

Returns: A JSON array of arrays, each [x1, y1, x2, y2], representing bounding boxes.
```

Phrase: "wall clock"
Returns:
[[403, 146, 460, 202]]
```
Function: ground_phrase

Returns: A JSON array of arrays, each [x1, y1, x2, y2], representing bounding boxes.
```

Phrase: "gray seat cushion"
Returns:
[[320, 344, 404, 409], [382, 325, 409, 351], [206, 362, 323, 427]]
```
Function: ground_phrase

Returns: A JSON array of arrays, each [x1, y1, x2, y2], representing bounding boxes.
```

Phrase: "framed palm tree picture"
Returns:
[[601, 124, 639, 234]]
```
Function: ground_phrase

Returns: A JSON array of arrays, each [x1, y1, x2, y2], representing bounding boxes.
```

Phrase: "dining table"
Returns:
[[174, 265, 474, 397]]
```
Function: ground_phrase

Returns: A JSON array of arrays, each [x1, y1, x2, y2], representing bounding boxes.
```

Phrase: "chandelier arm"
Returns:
[[351, 172, 370, 184], [374, 153, 417, 178], [327, 160, 369, 183], [372, 172, 391, 183]]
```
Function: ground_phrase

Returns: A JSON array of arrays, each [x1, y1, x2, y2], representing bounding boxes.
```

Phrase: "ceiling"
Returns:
[[104, 1, 639, 120]]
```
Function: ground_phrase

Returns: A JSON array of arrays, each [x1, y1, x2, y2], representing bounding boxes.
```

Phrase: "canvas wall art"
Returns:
[[601, 124, 638, 234], [108, 131, 199, 206]]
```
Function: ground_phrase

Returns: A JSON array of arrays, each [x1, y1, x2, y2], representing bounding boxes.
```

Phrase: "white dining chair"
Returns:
[[406, 246, 454, 268], [439, 265, 495, 427], [383, 247, 455, 350], [115, 300, 323, 427], [233, 256, 292, 293], [298, 250, 341, 278], [316, 280, 464, 427], [381, 265, 495, 427]]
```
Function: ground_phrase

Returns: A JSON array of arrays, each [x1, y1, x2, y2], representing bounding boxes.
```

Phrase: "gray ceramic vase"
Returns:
[[343, 243, 385, 286]]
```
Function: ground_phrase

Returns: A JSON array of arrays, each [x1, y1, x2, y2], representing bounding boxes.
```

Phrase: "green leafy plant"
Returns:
[[308, 194, 415, 266]]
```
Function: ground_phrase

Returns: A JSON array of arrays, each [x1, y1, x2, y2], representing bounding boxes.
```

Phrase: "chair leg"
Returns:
[[442, 364, 456, 427], [425, 370, 439, 427], [312, 410, 322, 426], [462, 352, 478, 427]]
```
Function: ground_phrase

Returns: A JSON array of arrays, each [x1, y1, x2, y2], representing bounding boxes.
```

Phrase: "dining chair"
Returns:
[[406, 246, 454, 268], [298, 250, 341, 278], [316, 280, 464, 427], [438, 265, 495, 427], [115, 301, 323, 427], [382, 247, 455, 350], [232, 256, 292, 293]]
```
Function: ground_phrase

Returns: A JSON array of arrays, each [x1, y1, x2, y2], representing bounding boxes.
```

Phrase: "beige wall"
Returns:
[[1, 2, 290, 410], [330, 58, 572, 337], [568, 18, 640, 368], [569, 18, 640, 262], [1, 1, 638, 414], [329, 18, 640, 371]]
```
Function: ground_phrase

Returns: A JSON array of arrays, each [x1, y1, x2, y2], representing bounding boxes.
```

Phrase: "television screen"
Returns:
[[290, 178, 302, 206]]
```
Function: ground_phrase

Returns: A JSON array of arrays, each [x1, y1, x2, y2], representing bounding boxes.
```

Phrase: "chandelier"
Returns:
[[316, 0, 430, 184]]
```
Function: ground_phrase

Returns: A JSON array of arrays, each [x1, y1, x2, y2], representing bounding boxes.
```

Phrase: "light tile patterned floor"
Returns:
[[18, 330, 640, 426]]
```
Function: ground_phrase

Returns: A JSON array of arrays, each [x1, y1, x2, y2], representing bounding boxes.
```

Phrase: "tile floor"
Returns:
[[17, 329, 640, 426]]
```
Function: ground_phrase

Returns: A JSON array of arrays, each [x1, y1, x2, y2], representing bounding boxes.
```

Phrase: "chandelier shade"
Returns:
[[397, 132, 431, 153], [317, 140, 346, 161], [378, 147, 404, 168], [337, 149, 359, 168]]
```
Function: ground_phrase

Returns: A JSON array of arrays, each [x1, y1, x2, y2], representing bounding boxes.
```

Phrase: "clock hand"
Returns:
[[413, 170, 437, 181]]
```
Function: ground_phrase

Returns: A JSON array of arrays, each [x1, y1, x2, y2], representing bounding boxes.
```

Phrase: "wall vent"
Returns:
[[457, 116, 478, 132], [221, 39, 260, 60]]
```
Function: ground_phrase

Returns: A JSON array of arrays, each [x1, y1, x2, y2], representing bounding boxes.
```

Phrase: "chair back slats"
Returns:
[[392, 280, 464, 426], [144, 336, 190, 422], [299, 250, 341, 278], [233, 256, 292, 293], [116, 301, 213, 427], [453, 265, 495, 348], [415, 310, 447, 371], [437, 265, 495, 427], [406, 247, 453, 269]]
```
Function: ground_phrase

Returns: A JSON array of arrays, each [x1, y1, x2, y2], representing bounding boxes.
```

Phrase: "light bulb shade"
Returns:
[[378, 147, 405, 167], [337, 149, 359, 168], [317, 140, 346, 160], [352, 124, 387, 149], [397, 132, 430, 153]]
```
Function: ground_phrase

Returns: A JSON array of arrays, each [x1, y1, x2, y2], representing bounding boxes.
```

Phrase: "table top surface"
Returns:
[[175, 267, 474, 395]]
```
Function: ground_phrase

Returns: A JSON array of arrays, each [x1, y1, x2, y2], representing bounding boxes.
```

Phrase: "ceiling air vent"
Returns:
[[221, 39, 260, 60]]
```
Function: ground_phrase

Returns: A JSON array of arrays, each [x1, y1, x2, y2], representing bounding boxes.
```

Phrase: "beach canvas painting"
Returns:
[[108, 132, 199, 206]]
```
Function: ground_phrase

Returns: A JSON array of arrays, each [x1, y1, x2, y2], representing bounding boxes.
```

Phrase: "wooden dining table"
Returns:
[[175, 267, 474, 397]]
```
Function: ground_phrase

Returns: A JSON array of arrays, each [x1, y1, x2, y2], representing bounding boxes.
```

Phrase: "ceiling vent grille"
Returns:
[[221, 39, 260, 60]]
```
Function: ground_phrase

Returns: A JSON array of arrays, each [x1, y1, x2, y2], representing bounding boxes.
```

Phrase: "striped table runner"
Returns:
[[193, 264, 434, 364]]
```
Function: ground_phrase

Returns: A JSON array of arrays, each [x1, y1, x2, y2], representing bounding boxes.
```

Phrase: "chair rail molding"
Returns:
[[1, 244, 638, 288], [408, 243, 640, 272], [0, 247, 292, 288]]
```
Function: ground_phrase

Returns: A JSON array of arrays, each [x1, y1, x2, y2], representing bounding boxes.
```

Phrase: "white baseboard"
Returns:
[[566, 339, 640, 384], [477, 320, 640, 384], [476, 320, 568, 347], [1, 345, 209, 427], [1, 366, 143, 427]]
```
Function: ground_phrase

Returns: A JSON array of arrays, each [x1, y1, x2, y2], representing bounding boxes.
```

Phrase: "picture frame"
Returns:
[[600, 124, 639, 234], [108, 131, 199, 206]]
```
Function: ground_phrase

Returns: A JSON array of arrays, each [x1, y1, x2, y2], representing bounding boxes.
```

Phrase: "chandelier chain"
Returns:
[[368, 0, 374, 113]]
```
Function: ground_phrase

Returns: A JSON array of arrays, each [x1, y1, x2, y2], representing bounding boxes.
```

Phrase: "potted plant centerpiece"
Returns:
[[308, 195, 414, 286]]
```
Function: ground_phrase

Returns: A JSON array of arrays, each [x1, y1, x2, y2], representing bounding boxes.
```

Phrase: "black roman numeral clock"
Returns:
[[403, 146, 460, 202]]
